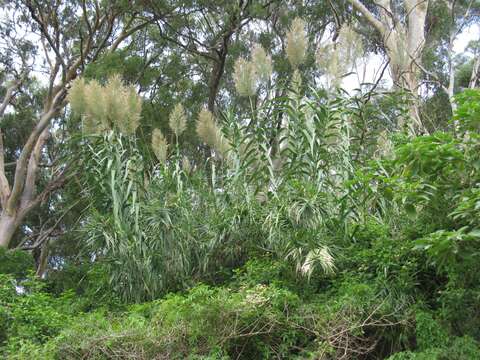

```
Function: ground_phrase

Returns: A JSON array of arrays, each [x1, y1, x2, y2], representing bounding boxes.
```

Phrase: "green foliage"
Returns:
[[387, 336, 480, 360], [71, 85, 391, 302], [0, 274, 73, 356], [83, 50, 158, 88], [0, 249, 34, 278], [6, 1, 480, 358], [0, 265, 413, 359], [454, 89, 480, 132], [414, 310, 448, 350], [45, 263, 122, 311], [15, 282, 304, 359], [6, 87, 480, 359]]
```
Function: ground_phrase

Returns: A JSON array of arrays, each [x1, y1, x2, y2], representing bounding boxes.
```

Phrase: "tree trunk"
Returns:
[[35, 240, 49, 278], [349, 0, 429, 135], [0, 211, 18, 248], [469, 55, 480, 89], [207, 51, 227, 113], [405, 0, 428, 134]]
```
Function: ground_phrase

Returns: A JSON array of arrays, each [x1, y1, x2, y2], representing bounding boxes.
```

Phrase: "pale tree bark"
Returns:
[[0, 1, 152, 249], [469, 55, 480, 88], [412, 0, 475, 133], [417, 2, 457, 114], [0, 80, 23, 248], [0, 213, 18, 248], [447, 34, 457, 112], [34, 240, 49, 278], [349, 0, 429, 134]]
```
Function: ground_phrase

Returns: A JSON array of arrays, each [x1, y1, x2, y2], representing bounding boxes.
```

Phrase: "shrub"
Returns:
[[0, 248, 34, 278], [0, 274, 73, 356], [30, 283, 305, 359]]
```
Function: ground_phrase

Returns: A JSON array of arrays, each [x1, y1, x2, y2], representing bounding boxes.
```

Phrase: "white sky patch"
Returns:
[[342, 53, 393, 92], [454, 23, 479, 55]]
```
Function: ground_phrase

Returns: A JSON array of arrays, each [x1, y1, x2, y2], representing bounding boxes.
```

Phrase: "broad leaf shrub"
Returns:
[[5, 269, 414, 359], [0, 274, 73, 356], [0, 249, 34, 278], [7, 283, 305, 359]]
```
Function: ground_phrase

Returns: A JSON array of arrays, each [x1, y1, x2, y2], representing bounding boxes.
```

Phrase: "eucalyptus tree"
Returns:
[[468, 39, 480, 88], [419, 0, 480, 118], [0, 0, 152, 249], [142, 0, 276, 113], [142, 1, 338, 113], [348, 0, 430, 134]]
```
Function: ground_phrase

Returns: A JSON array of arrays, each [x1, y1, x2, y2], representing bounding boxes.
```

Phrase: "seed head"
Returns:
[[233, 57, 257, 97], [169, 103, 187, 137], [286, 18, 307, 68], [196, 108, 217, 147], [251, 44, 272, 83], [337, 25, 363, 66], [182, 155, 192, 173], [316, 25, 364, 88], [68, 78, 87, 115], [84, 80, 108, 130], [69, 75, 142, 135], [152, 128, 168, 163], [196, 108, 230, 157], [121, 86, 142, 135]]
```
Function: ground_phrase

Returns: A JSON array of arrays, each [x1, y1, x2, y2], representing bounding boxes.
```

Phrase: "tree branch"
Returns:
[[348, 0, 386, 36], [469, 55, 480, 88], [5, 88, 64, 214], [0, 80, 22, 207]]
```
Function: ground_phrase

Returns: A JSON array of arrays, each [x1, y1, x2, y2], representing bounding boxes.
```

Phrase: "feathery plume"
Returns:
[[316, 43, 343, 88], [69, 75, 142, 135], [213, 126, 231, 157], [233, 57, 257, 97], [196, 108, 230, 157], [152, 128, 168, 163], [81, 115, 101, 135], [337, 25, 363, 67], [286, 18, 307, 68], [104, 75, 126, 131], [169, 103, 187, 137], [196, 108, 217, 147], [251, 44, 272, 83], [182, 155, 192, 174], [316, 25, 364, 88], [122, 86, 142, 135], [84, 80, 107, 129], [68, 78, 87, 115]]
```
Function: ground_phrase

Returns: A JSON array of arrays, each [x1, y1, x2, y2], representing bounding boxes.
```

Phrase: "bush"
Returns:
[[387, 336, 480, 360], [0, 274, 73, 356], [26, 283, 304, 359], [0, 248, 34, 277]]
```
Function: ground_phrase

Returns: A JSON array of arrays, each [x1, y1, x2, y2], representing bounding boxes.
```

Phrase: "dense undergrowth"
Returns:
[[2, 88, 480, 359]]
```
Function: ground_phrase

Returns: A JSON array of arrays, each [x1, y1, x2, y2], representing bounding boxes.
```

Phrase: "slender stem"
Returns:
[[248, 95, 256, 129]]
